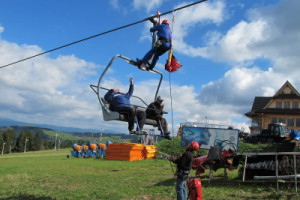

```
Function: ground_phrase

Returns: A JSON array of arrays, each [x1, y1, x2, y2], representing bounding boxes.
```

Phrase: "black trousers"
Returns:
[[113, 107, 145, 131], [147, 115, 169, 135]]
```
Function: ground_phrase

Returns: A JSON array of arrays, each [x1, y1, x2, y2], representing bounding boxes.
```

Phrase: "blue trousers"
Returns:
[[176, 177, 187, 200], [141, 41, 171, 69]]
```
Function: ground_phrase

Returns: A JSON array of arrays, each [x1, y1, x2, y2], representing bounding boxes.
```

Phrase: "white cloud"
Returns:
[[133, 0, 164, 13], [171, 1, 225, 57], [0, 34, 103, 130], [203, 0, 300, 68], [109, 0, 120, 10]]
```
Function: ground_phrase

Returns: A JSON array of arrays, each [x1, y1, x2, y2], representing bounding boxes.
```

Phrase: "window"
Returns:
[[271, 117, 277, 124], [251, 118, 260, 126], [296, 118, 300, 127], [284, 101, 290, 109], [276, 101, 282, 108], [293, 102, 299, 109], [279, 117, 286, 124], [288, 118, 294, 127]]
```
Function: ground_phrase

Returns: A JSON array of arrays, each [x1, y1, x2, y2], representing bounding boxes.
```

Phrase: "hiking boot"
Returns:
[[130, 130, 138, 135], [148, 66, 154, 71], [135, 58, 142, 66], [139, 63, 147, 71]]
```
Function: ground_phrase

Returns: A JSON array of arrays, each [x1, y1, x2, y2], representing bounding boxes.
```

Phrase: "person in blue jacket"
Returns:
[[139, 19, 172, 71], [104, 77, 145, 134]]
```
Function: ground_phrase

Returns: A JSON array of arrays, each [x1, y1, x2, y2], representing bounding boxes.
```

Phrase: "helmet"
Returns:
[[190, 141, 200, 151], [162, 19, 169, 25]]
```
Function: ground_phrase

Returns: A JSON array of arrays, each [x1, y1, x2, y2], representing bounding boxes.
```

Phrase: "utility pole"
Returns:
[[55, 133, 58, 150], [58, 139, 61, 150], [9, 146, 11, 154], [100, 129, 103, 142], [1, 142, 5, 155], [24, 138, 29, 153]]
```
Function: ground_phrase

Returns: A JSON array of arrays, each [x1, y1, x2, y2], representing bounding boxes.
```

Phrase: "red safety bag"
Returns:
[[186, 177, 202, 200], [165, 55, 182, 72]]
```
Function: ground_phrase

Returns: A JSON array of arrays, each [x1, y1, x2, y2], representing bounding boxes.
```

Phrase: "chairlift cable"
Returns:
[[0, 0, 208, 69]]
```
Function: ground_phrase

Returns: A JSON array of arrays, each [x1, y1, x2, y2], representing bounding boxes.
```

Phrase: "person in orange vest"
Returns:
[[168, 141, 200, 200], [138, 19, 172, 71]]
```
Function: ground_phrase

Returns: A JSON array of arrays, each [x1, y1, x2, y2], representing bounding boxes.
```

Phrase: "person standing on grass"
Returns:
[[168, 141, 200, 200]]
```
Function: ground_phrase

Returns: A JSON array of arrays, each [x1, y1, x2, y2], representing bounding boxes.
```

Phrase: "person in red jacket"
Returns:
[[168, 141, 200, 200]]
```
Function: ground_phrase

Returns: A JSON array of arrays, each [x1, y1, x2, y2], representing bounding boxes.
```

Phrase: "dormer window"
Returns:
[[276, 101, 282, 108], [293, 102, 299, 109], [284, 101, 290, 109]]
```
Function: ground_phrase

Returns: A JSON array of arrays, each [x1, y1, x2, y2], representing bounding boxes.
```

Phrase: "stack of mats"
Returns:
[[143, 145, 157, 159], [106, 143, 157, 161]]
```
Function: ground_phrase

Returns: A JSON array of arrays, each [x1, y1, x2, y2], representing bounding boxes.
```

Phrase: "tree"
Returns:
[[0, 130, 3, 144], [16, 130, 32, 152], [33, 132, 43, 151], [3, 128, 15, 153], [0, 130, 4, 154]]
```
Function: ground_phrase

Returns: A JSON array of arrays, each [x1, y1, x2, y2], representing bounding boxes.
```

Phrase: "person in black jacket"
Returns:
[[146, 96, 171, 140], [168, 141, 200, 200]]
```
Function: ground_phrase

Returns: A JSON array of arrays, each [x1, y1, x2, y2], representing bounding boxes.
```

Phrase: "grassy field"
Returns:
[[0, 148, 299, 200]]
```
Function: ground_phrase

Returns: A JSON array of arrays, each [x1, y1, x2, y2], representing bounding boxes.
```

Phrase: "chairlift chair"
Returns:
[[90, 54, 164, 127]]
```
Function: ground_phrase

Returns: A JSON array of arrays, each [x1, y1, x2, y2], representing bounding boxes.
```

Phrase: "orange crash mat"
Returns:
[[106, 143, 157, 161]]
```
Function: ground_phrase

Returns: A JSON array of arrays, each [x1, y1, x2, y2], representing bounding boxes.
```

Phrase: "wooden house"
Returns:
[[245, 81, 300, 134]]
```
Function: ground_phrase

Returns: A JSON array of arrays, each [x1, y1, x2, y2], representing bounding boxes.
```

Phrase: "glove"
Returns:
[[149, 18, 158, 25]]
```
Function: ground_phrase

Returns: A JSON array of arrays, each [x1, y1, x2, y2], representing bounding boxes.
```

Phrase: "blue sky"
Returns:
[[1, 0, 299, 135]]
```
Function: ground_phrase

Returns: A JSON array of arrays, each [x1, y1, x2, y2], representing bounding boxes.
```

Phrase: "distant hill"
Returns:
[[0, 125, 141, 144], [0, 117, 119, 134]]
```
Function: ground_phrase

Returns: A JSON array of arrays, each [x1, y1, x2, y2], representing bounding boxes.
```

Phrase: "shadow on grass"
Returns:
[[1, 194, 55, 200], [154, 178, 175, 187]]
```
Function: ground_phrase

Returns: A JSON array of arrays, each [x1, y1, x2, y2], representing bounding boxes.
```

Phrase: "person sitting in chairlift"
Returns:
[[146, 96, 172, 140], [104, 77, 146, 134]]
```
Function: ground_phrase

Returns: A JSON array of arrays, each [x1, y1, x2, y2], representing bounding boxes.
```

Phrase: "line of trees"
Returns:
[[0, 128, 72, 154]]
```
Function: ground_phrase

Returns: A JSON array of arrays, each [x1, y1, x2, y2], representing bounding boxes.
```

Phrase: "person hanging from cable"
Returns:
[[138, 19, 172, 71], [146, 96, 172, 140], [104, 77, 146, 134]]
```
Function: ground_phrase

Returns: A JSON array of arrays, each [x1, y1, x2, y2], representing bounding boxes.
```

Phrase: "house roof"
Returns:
[[245, 97, 272, 117], [274, 80, 300, 97], [245, 81, 300, 117]]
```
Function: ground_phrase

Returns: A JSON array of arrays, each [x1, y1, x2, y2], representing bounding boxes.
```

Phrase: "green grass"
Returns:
[[0, 148, 299, 200]]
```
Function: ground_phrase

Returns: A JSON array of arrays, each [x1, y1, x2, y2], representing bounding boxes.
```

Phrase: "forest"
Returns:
[[0, 126, 136, 154]]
